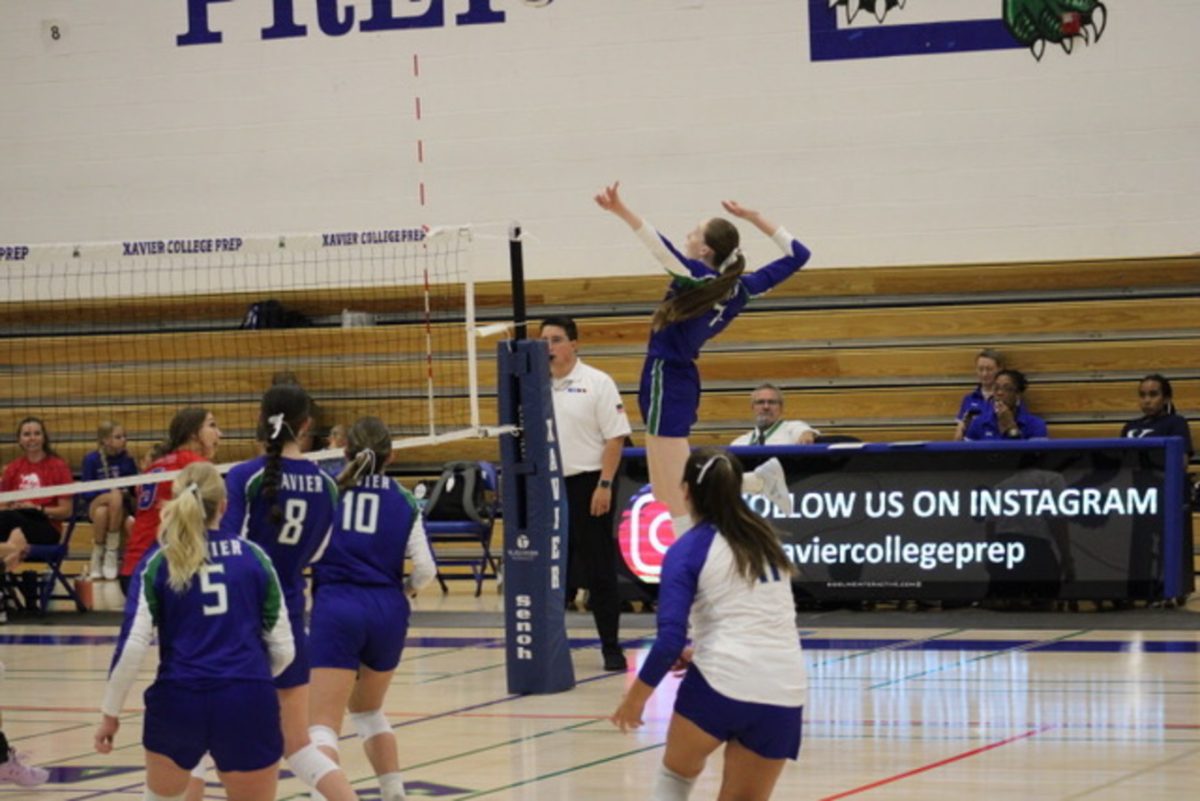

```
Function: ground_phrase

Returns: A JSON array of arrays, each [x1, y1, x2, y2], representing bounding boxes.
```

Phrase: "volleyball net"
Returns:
[[0, 224, 494, 505]]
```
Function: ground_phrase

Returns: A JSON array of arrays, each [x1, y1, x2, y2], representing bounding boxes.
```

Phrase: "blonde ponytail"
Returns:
[[157, 462, 225, 593]]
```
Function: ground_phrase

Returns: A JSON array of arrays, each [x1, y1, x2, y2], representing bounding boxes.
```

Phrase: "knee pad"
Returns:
[[143, 789, 186, 801], [349, 708, 392, 741], [286, 743, 340, 789], [653, 764, 697, 801], [308, 724, 340, 752]]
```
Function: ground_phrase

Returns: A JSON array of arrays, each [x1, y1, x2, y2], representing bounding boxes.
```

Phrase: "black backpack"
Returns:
[[424, 461, 491, 525], [241, 299, 313, 330]]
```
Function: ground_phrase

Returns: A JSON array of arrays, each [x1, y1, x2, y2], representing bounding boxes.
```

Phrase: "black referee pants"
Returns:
[[565, 471, 621, 653]]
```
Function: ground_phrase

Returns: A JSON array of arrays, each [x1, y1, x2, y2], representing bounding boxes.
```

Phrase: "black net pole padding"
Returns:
[[508, 222, 527, 340]]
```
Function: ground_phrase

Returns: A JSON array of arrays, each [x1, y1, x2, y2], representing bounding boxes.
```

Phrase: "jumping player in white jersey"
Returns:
[[96, 462, 295, 801], [306, 417, 437, 801], [594, 182, 810, 536], [611, 448, 807, 801], [211, 384, 358, 801]]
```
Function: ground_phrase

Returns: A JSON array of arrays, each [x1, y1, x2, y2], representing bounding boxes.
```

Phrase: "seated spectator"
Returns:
[[954, 348, 1004, 440], [120, 407, 221, 595], [1121, 374, 1194, 459], [730, 383, 819, 446], [80, 422, 138, 581], [963, 369, 1047, 440], [0, 417, 74, 570]]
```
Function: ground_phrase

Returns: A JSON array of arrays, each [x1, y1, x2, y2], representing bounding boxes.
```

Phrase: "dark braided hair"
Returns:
[[257, 384, 312, 526], [683, 448, 792, 582], [336, 416, 392, 493]]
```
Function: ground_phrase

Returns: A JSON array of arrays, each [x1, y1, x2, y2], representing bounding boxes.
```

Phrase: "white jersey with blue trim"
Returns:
[[639, 521, 807, 707]]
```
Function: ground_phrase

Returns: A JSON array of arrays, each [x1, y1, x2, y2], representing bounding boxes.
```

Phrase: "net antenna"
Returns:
[[0, 223, 499, 505]]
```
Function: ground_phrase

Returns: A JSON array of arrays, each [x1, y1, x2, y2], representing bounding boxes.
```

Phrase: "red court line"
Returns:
[[820, 724, 1056, 801]]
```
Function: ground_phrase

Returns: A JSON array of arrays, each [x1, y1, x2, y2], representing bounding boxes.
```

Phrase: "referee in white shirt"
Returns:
[[730, 383, 818, 446], [541, 316, 633, 672]]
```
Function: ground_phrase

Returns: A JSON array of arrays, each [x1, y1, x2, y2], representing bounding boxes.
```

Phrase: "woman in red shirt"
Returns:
[[1, 417, 74, 570], [119, 407, 221, 594]]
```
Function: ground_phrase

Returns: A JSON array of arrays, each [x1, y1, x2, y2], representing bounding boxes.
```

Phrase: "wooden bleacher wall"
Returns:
[[2, 255, 1198, 469], [3, 254, 1198, 572]]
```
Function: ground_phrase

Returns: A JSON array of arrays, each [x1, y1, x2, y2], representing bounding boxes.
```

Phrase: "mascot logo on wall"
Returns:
[[812, 0, 1107, 61]]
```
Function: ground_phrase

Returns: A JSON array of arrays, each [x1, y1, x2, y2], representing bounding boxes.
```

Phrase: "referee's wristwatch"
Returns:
[[597, 478, 613, 490]]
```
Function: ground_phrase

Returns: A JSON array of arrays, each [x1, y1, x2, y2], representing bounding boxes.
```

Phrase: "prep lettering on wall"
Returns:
[[177, 0, 507, 46]]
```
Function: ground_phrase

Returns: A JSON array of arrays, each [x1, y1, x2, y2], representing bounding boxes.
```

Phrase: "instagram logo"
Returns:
[[617, 484, 678, 584]]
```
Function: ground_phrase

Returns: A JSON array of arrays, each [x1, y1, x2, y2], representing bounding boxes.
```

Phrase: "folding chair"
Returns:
[[12, 496, 88, 614], [422, 461, 501, 597]]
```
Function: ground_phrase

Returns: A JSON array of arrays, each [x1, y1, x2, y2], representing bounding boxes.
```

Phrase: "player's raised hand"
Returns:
[[721, 200, 758, 221], [593, 181, 623, 212], [595, 182, 643, 229], [722, 200, 780, 238]]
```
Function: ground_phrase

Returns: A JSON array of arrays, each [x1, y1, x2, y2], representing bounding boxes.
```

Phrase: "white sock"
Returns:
[[652, 764, 696, 801], [105, 530, 121, 550], [380, 771, 407, 801], [742, 473, 765, 493], [671, 515, 693, 535]]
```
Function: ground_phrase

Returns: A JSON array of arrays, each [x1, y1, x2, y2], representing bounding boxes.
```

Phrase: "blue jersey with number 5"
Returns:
[[222, 456, 339, 612], [111, 530, 290, 683]]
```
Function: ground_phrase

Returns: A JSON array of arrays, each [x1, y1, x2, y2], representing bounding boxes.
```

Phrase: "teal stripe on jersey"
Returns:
[[246, 540, 284, 631], [394, 479, 419, 514], [322, 472, 340, 511], [245, 467, 265, 501], [141, 551, 167, 627], [648, 359, 664, 436]]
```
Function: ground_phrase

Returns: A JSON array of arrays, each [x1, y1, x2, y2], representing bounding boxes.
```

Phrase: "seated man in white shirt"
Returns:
[[730, 383, 818, 446]]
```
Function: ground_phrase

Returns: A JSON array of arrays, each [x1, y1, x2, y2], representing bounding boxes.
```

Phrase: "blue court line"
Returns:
[[7, 632, 1197, 653], [867, 630, 1089, 690]]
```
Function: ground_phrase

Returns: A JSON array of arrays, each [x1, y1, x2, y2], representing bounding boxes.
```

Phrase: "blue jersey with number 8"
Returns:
[[222, 456, 339, 612]]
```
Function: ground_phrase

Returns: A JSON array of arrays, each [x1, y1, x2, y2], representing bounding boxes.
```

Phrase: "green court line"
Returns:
[[866, 629, 1089, 690], [810, 628, 967, 668], [453, 740, 666, 799], [10, 721, 103, 743], [43, 713, 148, 765], [276, 719, 601, 800], [415, 661, 506, 684], [399, 646, 481, 663]]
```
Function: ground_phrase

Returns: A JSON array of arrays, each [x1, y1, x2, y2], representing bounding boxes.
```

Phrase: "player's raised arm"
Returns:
[[721, 200, 780, 239], [593, 181, 644, 231]]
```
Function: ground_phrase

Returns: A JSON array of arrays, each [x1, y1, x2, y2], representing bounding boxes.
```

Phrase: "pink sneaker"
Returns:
[[0, 749, 49, 786]]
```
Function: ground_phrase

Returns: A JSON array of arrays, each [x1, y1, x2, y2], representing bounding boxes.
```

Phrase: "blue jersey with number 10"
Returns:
[[221, 456, 339, 611], [314, 473, 420, 588]]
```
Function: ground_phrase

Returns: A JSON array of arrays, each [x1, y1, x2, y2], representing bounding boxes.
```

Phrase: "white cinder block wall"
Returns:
[[1, 0, 1196, 281]]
